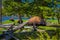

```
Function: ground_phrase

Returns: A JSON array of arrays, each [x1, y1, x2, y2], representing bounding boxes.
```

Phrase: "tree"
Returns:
[[55, 8, 60, 24], [2, 0, 24, 24], [2, 0, 58, 24]]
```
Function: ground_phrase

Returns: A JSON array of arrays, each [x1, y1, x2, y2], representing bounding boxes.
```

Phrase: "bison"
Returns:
[[28, 16, 46, 26], [27, 16, 46, 31]]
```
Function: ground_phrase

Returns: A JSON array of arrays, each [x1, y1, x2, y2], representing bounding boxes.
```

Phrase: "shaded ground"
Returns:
[[14, 29, 58, 40], [0, 26, 60, 40]]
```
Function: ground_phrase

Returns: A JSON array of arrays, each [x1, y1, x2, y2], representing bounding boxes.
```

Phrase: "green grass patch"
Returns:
[[38, 26, 56, 30], [0, 28, 6, 34], [46, 20, 58, 23], [2, 19, 58, 24], [2, 20, 27, 24]]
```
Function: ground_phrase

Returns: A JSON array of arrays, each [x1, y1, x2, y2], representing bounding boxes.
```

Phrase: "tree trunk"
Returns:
[[57, 13, 60, 24], [18, 14, 23, 24], [0, 3, 2, 25], [40, 13, 46, 26], [57, 17, 60, 24], [0, 12, 2, 25]]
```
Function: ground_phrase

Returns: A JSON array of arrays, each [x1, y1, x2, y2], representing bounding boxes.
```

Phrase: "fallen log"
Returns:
[[13, 21, 28, 31]]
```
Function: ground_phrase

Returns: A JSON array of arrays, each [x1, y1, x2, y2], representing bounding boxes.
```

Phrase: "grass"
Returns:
[[46, 20, 58, 24], [0, 19, 60, 40], [2, 19, 58, 24], [38, 26, 56, 30], [16, 26, 60, 40], [0, 26, 59, 40], [2, 19, 27, 24], [0, 28, 6, 34]]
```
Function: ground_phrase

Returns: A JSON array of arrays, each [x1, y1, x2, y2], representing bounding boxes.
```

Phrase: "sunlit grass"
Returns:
[[2, 19, 58, 24], [2, 20, 27, 24], [0, 28, 6, 34], [38, 26, 56, 30], [46, 20, 58, 24]]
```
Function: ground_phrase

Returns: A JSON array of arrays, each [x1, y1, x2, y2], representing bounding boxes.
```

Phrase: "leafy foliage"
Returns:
[[2, 0, 60, 24]]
